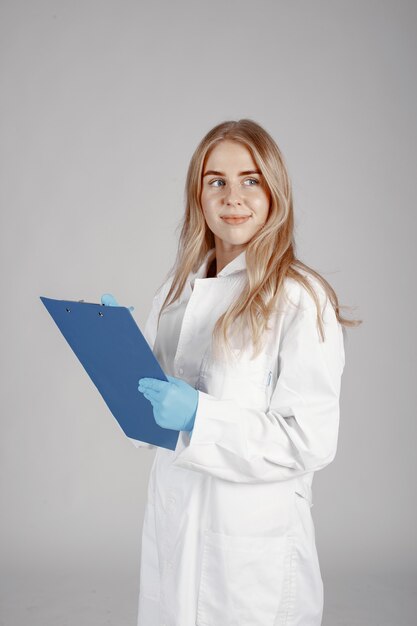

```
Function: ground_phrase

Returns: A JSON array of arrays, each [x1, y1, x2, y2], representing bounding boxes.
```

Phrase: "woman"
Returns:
[[103, 119, 360, 626]]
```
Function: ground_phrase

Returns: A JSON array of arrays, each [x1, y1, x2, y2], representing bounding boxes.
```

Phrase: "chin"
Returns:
[[223, 235, 253, 246]]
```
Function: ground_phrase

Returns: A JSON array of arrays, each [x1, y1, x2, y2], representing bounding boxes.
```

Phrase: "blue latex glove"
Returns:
[[138, 375, 198, 433], [101, 293, 135, 313]]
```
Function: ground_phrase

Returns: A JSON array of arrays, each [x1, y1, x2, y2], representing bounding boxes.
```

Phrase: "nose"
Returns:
[[224, 182, 242, 206]]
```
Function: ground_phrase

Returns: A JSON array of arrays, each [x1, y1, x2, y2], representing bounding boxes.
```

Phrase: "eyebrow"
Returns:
[[203, 169, 262, 177]]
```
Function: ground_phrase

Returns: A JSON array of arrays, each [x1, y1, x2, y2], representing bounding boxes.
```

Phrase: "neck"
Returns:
[[213, 240, 246, 275]]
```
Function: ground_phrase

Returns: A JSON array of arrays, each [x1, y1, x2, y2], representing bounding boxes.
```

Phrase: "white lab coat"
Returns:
[[134, 248, 345, 626]]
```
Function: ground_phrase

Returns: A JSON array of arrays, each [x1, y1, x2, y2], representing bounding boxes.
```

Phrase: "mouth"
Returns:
[[221, 215, 251, 225]]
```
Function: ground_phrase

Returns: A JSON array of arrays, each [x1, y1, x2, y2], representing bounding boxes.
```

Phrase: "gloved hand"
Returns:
[[138, 375, 198, 433], [101, 293, 135, 313]]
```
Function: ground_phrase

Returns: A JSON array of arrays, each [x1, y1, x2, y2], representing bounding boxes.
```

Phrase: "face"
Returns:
[[200, 140, 271, 252]]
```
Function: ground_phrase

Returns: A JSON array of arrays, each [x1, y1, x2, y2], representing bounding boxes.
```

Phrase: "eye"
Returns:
[[209, 178, 260, 187]]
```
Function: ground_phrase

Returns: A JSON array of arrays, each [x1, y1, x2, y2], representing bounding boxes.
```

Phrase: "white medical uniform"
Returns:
[[134, 247, 345, 626]]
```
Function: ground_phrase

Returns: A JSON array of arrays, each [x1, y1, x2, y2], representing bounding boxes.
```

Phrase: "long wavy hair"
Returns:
[[157, 118, 361, 361]]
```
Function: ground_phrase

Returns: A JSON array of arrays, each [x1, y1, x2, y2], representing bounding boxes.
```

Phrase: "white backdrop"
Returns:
[[1, 1, 416, 624]]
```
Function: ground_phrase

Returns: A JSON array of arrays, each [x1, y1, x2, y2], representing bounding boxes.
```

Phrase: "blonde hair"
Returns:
[[157, 118, 362, 362]]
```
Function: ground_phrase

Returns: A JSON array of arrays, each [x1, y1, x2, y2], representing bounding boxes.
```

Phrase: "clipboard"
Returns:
[[40, 296, 179, 451]]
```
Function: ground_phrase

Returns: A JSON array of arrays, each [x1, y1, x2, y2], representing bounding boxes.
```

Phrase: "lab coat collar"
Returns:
[[192, 247, 247, 282], [217, 248, 247, 277]]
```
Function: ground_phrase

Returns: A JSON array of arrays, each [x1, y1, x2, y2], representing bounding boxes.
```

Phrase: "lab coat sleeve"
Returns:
[[172, 290, 346, 483]]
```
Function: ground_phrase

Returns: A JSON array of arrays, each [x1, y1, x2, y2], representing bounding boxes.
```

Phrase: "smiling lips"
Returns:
[[221, 215, 251, 225]]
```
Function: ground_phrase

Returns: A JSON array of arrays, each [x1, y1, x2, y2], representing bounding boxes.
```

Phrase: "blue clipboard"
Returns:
[[40, 296, 179, 451]]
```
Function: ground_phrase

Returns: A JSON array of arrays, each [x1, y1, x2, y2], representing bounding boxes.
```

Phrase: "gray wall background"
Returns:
[[1, 1, 416, 624]]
